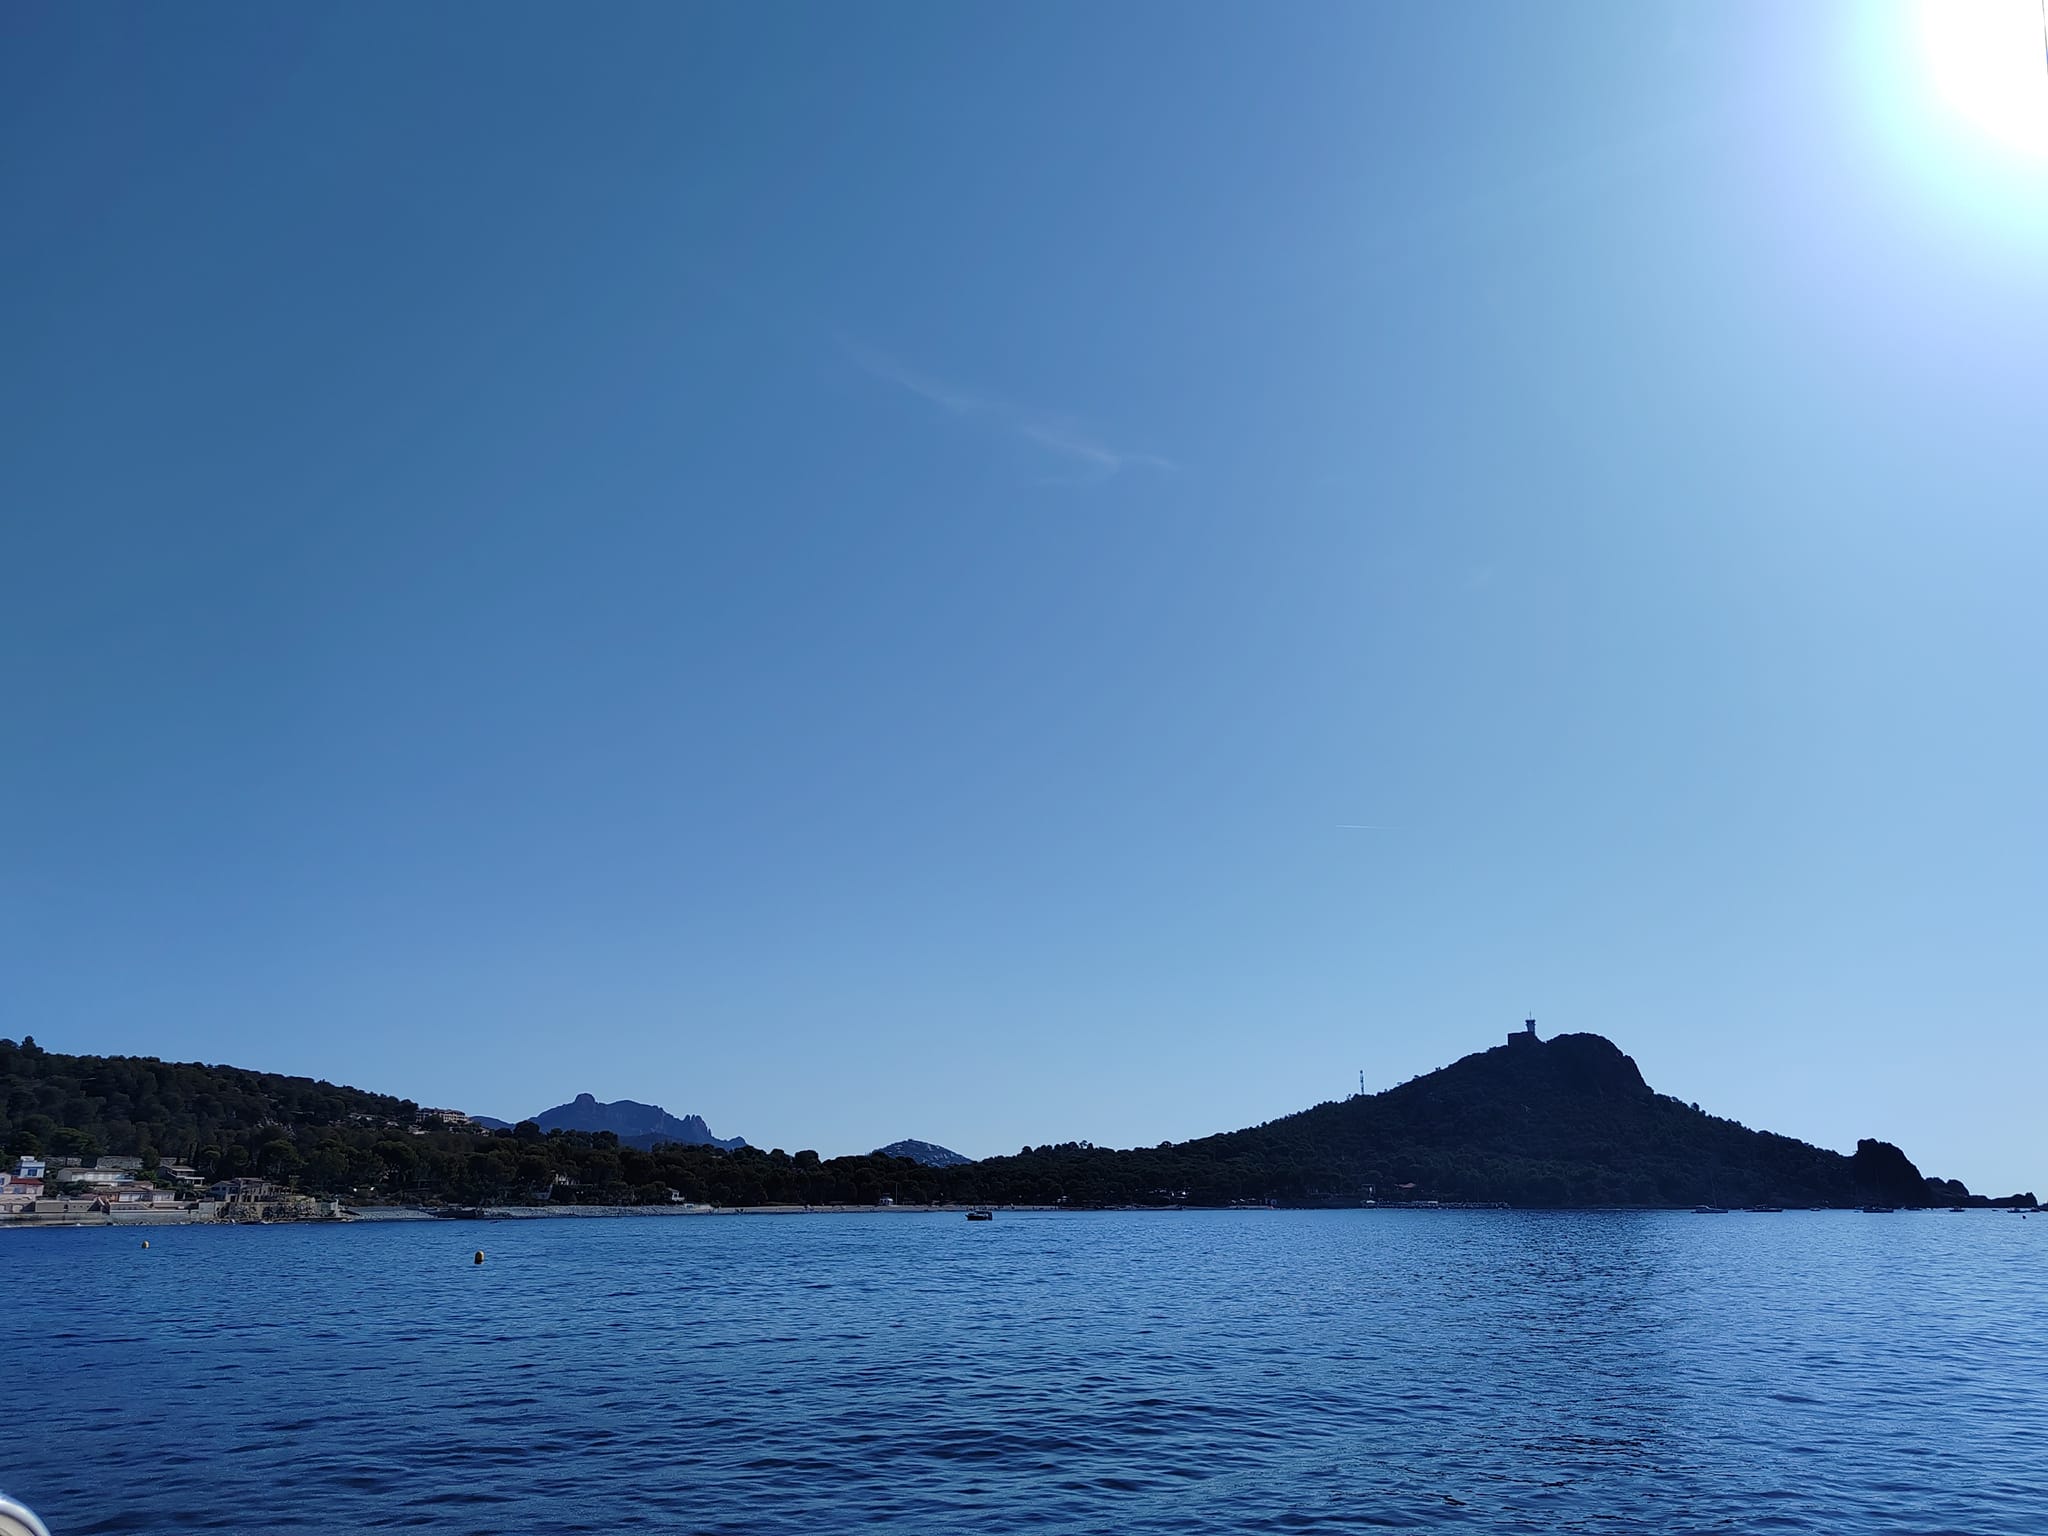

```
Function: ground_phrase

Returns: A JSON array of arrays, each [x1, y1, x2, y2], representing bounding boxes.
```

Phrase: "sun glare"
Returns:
[[1919, 0, 2048, 159]]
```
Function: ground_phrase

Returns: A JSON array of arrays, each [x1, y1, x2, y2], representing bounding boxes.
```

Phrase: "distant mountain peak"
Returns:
[[874, 1138, 972, 1168], [532, 1094, 745, 1152]]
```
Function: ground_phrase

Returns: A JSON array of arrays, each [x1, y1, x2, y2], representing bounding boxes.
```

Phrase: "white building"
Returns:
[[57, 1167, 129, 1187], [112, 1184, 183, 1205]]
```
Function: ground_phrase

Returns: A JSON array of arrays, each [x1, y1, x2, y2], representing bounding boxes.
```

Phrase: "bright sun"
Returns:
[[1919, 0, 2048, 159]]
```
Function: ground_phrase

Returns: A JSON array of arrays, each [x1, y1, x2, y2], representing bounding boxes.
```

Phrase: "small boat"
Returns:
[[965, 1208, 993, 1221], [1692, 1205, 1729, 1214], [1860, 1205, 1898, 1213], [1745, 1206, 1784, 1213]]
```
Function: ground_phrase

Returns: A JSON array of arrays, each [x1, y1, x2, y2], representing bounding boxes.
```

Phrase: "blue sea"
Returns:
[[4, 1210, 2045, 1534]]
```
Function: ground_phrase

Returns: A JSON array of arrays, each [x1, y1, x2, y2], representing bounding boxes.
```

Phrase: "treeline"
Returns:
[[3, 1035, 2036, 1209]]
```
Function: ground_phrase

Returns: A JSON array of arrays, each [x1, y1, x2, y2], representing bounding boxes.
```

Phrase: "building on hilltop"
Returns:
[[1508, 1017, 1539, 1048]]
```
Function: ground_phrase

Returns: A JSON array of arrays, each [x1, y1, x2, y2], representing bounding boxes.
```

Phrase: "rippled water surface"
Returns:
[[5, 1210, 2045, 1534]]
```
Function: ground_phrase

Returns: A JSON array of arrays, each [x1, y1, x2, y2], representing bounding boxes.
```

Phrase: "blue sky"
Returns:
[[3, 3, 2043, 1189]]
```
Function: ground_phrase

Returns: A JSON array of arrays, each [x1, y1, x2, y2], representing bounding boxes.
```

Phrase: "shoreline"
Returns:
[[348, 1202, 1068, 1220], [6, 1203, 2027, 1230]]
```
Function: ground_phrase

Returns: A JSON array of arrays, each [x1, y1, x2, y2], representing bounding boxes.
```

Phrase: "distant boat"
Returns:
[[1692, 1205, 1729, 1214], [965, 1208, 993, 1221], [1744, 1206, 1784, 1213], [1860, 1205, 1898, 1213]]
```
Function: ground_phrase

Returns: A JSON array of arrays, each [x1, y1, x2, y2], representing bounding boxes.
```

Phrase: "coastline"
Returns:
[[348, 1202, 1066, 1220], [8, 1203, 2022, 1230]]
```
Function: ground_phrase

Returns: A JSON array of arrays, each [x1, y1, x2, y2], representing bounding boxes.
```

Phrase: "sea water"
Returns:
[[4, 1210, 2044, 1534]]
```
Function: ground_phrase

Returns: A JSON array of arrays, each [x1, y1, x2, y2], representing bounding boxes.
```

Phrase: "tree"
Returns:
[[49, 1126, 98, 1159], [260, 1142, 304, 1180], [302, 1143, 352, 1191]]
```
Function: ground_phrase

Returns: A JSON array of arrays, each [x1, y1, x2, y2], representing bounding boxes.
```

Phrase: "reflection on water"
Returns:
[[4, 1210, 2044, 1533]]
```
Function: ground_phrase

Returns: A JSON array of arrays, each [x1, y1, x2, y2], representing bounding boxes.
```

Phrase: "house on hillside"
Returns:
[[208, 1178, 279, 1202], [59, 1167, 129, 1188], [28, 1197, 105, 1218], [109, 1183, 184, 1205]]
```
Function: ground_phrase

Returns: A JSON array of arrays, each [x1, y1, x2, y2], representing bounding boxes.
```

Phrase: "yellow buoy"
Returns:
[[474, 1250, 485, 1264]]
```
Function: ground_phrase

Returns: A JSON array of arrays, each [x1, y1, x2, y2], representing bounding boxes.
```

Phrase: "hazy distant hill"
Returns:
[[531, 1093, 745, 1151], [873, 1138, 972, 1168]]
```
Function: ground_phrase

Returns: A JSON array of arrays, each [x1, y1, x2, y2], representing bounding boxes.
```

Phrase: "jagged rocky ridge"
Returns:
[[527, 1093, 746, 1152]]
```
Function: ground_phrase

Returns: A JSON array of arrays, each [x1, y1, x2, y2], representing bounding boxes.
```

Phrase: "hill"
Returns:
[[966, 1031, 2029, 1209], [531, 1093, 745, 1151], [0, 1035, 416, 1170], [873, 1139, 973, 1168], [2, 1029, 2034, 1210]]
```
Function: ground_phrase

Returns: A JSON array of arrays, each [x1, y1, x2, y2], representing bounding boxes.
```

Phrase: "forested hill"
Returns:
[[948, 1032, 2033, 1209], [2, 1032, 2033, 1210], [1035, 1031, 1969, 1209], [0, 1036, 417, 1163]]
